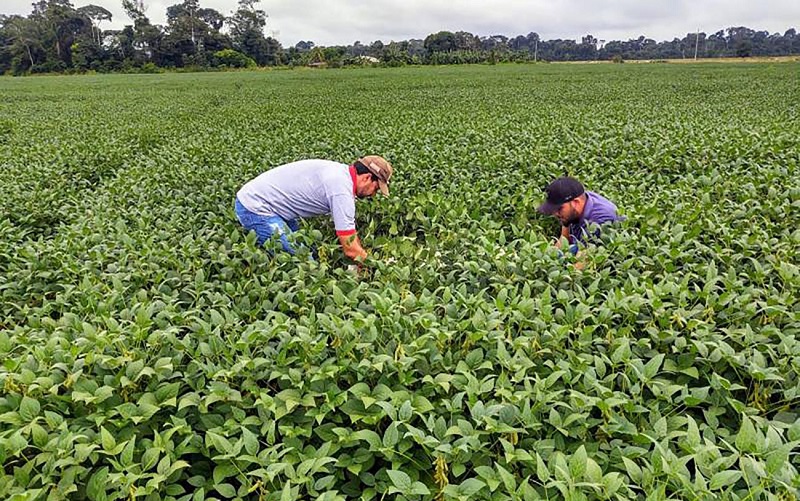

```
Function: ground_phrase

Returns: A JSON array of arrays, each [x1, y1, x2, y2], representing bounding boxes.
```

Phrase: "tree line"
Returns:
[[1, 0, 798, 75]]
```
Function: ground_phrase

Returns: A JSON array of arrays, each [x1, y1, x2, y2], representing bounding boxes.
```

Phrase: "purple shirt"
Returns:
[[567, 191, 623, 244]]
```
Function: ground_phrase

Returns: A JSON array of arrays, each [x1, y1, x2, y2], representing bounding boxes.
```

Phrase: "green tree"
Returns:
[[29, 0, 89, 69], [453, 31, 479, 51], [1, 15, 45, 72], [727, 26, 755, 57], [213, 48, 254, 67], [368, 39, 383, 58], [121, 0, 163, 65], [295, 40, 314, 52], [76, 4, 111, 45], [0, 17, 11, 72], [480, 35, 508, 51], [229, 0, 279, 66], [162, 0, 228, 66], [424, 31, 457, 54], [65, 5, 113, 71], [578, 34, 598, 59], [104, 25, 136, 65]]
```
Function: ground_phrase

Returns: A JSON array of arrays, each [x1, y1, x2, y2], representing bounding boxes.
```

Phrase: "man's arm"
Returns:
[[338, 232, 368, 262], [328, 192, 365, 260], [552, 225, 570, 246]]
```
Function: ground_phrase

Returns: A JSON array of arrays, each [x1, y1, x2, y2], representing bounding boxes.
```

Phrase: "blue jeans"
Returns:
[[234, 198, 299, 254]]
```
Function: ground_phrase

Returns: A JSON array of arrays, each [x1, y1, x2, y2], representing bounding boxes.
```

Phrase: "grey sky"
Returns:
[[2, 0, 798, 47]]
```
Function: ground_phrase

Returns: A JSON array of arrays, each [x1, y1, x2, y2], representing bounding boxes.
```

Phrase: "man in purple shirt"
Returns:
[[537, 177, 623, 255]]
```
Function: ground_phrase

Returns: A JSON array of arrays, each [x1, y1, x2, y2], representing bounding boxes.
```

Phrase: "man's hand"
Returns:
[[338, 232, 368, 262], [559, 225, 570, 243]]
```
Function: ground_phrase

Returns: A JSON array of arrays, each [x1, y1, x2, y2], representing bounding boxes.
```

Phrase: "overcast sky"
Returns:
[[2, 0, 798, 46]]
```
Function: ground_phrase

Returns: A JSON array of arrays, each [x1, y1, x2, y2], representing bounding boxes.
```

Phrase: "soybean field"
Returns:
[[0, 63, 799, 500]]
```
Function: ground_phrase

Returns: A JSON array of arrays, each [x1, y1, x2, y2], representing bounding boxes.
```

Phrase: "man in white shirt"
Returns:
[[235, 155, 393, 262]]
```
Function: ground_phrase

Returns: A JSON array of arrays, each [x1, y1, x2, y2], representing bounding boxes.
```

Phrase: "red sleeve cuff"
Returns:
[[336, 229, 357, 237]]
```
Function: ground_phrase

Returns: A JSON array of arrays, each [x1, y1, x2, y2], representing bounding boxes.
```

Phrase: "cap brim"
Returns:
[[537, 200, 560, 215], [378, 181, 389, 196]]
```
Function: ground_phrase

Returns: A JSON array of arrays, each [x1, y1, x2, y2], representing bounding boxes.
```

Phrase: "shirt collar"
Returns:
[[349, 165, 357, 196]]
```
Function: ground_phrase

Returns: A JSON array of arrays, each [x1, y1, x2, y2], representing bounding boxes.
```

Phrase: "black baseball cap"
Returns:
[[537, 177, 585, 214]]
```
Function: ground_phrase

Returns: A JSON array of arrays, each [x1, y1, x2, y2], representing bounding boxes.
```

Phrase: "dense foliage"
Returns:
[[0, 63, 799, 500], [0, 0, 278, 74], [1, 0, 799, 74]]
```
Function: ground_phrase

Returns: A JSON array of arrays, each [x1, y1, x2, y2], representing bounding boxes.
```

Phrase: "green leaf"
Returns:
[[585, 458, 602, 484], [155, 382, 181, 405], [215, 483, 236, 498], [354, 429, 382, 450], [735, 416, 757, 453], [242, 427, 259, 455], [157, 455, 172, 476], [788, 421, 800, 442], [621, 457, 642, 483], [398, 400, 413, 421], [741, 456, 767, 485], [709, 470, 741, 490], [206, 431, 233, 454], [611, 340, 630, 364], [141, 448, 160, 471], [87, 467, 108, 501], [383, 422, 399, 448], [685, 415, 700, 449], [0, 331, 10, 352], [44, 410, 63, 428], [281, 481, 295, 501], [126, 359, 144, 380], [178, 392, 201, 411], [569, 445, 587, 479], [412, 395, 434, 414], [314, 475, 336, 491], [332, 284, 346, 306], [121, 437, 136, 467], [410, 481, 430, 496], [457, 478, 486, 496], [30, 423, 48, 447], [276, 389, 302, 414], [214, 463, 239, 484], [100, 426, 116, 452], [766, 443, 792, 475], [643, 353, 664, 379], [603, 472, 624, 496], [654, 416, 668, 437], [536, 453, 550, 482], [387, 470, 413, 494], [19, 396, 40, 422], [497, 463, 516, 492]]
